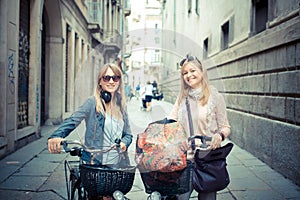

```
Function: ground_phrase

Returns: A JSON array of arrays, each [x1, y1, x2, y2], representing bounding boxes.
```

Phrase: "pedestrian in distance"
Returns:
[[125, 83, 133, 102], [139, 84, 147, 111], [135, 83, 141, 100], [143, 81, 154, 111], [47, 63, 133, 200], [168, 55, 231, 200], [152, 80, 158, 95]]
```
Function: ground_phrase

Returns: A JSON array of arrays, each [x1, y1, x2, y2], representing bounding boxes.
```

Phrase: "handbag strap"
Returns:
[[186, 97, 196, 150]]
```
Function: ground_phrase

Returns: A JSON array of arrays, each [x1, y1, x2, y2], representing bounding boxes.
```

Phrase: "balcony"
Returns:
[[102, 30, 122, 54]]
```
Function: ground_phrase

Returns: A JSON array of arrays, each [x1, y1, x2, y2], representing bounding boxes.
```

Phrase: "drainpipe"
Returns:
[[119, 0, 124, 74]]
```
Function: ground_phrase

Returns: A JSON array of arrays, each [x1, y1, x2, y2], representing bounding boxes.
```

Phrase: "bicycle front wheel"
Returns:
[[65, 160, 87, 200], [70, 174, 87, 200]]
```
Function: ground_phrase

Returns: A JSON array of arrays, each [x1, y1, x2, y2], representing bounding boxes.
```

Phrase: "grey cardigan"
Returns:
[[49, 95, 133, 153]]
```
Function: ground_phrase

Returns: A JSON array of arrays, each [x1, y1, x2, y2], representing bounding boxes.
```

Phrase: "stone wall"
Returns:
[[160, 18, 300, 186]]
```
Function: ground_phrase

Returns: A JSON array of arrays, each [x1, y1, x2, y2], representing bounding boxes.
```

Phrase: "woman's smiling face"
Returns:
[[182, 63, 203, 89], [100, 67, 120, 94]]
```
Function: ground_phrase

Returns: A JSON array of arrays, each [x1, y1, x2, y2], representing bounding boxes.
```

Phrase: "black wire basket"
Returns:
[[140, 161, 192, 196], [80, 164, 136, 197]]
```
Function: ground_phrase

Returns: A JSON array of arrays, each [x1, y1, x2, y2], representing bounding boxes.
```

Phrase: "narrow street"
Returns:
[[0, 98, 299, 199], [1, 1, 299, 196]]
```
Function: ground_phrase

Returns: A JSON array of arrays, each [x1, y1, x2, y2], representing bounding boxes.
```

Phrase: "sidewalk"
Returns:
[[0, 98, 299, 200]]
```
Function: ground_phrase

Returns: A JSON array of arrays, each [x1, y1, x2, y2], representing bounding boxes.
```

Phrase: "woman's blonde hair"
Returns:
[[94, 63, 126, 118], [178, 56, 211, 106]]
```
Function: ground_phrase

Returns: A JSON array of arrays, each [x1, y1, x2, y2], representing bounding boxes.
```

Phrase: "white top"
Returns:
[[102, 113, 124, 165], [144, 84, 154, 96]]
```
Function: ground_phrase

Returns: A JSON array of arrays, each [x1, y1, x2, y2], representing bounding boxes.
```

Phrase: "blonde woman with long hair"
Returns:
[[168, 55, 231, 200], [48, 63, 132, 200]]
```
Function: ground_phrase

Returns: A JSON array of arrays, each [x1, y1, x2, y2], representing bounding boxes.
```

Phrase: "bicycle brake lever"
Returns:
[[115, 138, 121, 147], [200, 137, 208, 148], [115, 138, 121, 144], [70, 147, 82, 156], [61, 141, 71, 152]]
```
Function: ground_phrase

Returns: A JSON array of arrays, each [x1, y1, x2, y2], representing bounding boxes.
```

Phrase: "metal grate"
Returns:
[[18, 0, 30, 129]]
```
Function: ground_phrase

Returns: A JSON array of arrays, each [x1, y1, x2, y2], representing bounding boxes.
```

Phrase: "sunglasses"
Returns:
[[179, 55, 201, 66], [102, 75, 121, 82]]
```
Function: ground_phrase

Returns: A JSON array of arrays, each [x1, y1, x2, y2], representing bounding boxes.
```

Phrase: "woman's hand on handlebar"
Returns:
[[120, 141, 127, 152], [48, 138, 64, 153]]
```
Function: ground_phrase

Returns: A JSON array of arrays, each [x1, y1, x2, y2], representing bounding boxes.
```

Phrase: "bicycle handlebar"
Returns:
[[188, 135, 212, 148], [188, 135, 212, 141], [61, 138, 121, 156]]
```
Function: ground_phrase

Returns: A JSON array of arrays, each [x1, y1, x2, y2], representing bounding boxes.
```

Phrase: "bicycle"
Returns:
[[61, 139, 136, 200], [141, 135, 212, 200]]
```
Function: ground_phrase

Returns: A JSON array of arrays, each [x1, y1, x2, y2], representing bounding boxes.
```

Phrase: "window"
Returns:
[[251, 0, 268, 35], [81, 40, 85, 64], [152, 49, 160, 63], [221, 21, 229, 50], [18, 0, 30, 128], [195, 0, 199, 15], [93, 0, 97, 21], [188, 0, 192, 14], [154, 37, 160, 44], [203, 37, 208, 59], [65, 24, 70, 112]]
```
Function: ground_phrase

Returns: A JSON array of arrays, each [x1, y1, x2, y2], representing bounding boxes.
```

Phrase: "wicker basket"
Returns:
[[80, 164, 136, 197], [140, 161, 192, 196]]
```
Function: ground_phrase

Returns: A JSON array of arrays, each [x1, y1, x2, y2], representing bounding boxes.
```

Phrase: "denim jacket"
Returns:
[[49, 95, 133, 162]]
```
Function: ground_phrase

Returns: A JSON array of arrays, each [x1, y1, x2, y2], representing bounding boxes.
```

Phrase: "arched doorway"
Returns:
[[42, 0, 64, 124]]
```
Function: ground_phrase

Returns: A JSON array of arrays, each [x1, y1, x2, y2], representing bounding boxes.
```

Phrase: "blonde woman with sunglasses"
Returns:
[[168, 55, 231, 200], [48, 63, 132, 200]]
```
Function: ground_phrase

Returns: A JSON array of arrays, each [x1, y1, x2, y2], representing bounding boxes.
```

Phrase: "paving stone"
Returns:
[[229, 176, 271, 191], [228, 165, 255, 179], [232, 190, 284, 200], [29, 191, 65, 200], [14, 159, 59, 176], [0, 175, 48, 190], [38, 163, 68, 199], [0, 190, 34, 200]]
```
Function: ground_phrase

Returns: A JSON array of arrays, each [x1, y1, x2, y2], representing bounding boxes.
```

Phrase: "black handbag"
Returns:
[[192, 141, 233, 193], [186, 98, 233, 193]]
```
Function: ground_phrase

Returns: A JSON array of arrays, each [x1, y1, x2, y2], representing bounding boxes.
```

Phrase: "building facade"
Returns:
[[0, 0, 130, 158], [125, 0, 162, 90], [160, 0, 300, 185]]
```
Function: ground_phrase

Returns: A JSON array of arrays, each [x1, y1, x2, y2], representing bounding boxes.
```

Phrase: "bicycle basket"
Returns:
[[80, 164, 136, 197], [140, 161, 192, 196]]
